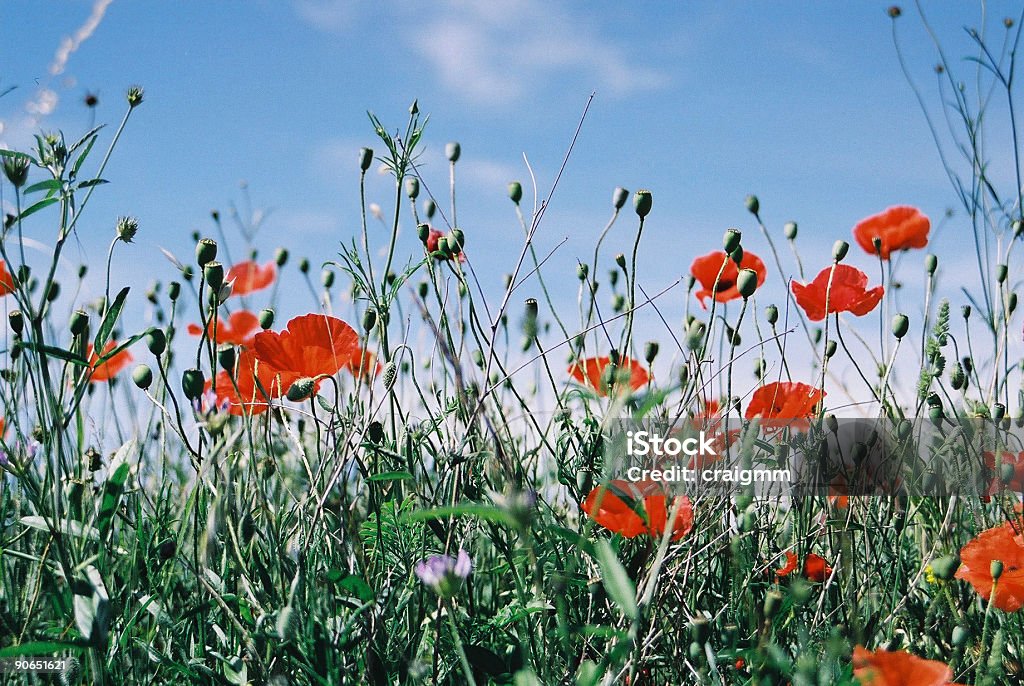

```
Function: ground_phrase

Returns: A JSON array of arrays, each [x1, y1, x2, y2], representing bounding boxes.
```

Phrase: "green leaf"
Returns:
[[94, 286, 130, 351], [327, 573, 374, 602], [16, 196, 59, 221], [16, 341, 88, 366], [0, 641, 82, 657], [465, 645, 509, 678], [0, 149, 36, 164], [20, 515, 99, 541], [548, 526, 595, 556], [23, 178, 61, 195], [95, 439, 134, 535], [76, 178, 108, 189], [367, 470, 414, 482], [594, 539, 638, 621]]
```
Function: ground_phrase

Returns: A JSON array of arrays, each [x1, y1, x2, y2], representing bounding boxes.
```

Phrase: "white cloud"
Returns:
[[292, 0, 362, 33]]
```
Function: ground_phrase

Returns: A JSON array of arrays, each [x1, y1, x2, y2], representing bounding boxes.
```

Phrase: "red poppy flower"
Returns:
[[583, 480, 693, 541], [87, 341, 133, 383], [225, 260, 276, 295], [956, 522, 1024, 612], [568, 356, 650, 397], [0, 261, 16, 296], [686, 400, 739, 468], [984, 450, 1024, 496], [253, 313, 360, 396], [852, 206, 930, 259], [744, 382, 824, 429], [426, 228, 464, 261], [690, 250, 767, 308], [776, 551, 833, 582], [852, 646, 957, 686], [187, 309, 262, 348], [345, 347, 382, 381], [791, 265, 884, 322], [208, 348, 277, 415]]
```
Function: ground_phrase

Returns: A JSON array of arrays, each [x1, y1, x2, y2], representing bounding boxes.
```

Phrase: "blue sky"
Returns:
[[1, 1, 1022, 392]]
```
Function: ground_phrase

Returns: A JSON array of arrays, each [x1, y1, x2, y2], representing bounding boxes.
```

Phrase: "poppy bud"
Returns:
[[997, 264, 1009, 283], [765, 305, 778, 325], [644, 341, 659, 364], [891, 313, 909, 339], [763, 590, 783, 618], [678, 365, 689, 386], [203, 262, 224, 291], [633, 189, 653, 218], [928, 404, 944, 426], [69, 309, 89, 336], [2, 155, 29, 188], [608, 269, 619, 287], [449, 228, 465, 251], [872, 237, 883, 255], [382, 361, 397, 390], [132, 364, 153, 390], [275, 247, 289, 267], [359, 147, 373, 172], [417, 281, 429, 298], [951, 625, 969, 647], [196, 238, 217, 267], [417, 223, 430, 245], [612, 186, 629, 210], [423, 198, 436, 219], [146, 328, 166, 356], [691, 616, 711, 644], [362, 308, 377, 333], [737, 268, 758, 299], [321, 269, 335, 289], [181, 369, 205, 400], [731, 245, 744, 265], [744, 194, 759, 215], [824, 340, 837, 359], [217, 344, 236, 372], [615, 253, 627, 271], [404, 176, 420, 199], [686, 319, 706, 350], [931, 554, 959, 580], [508, 181, 523, 203], [577, 263, 589, 281], [445, 142, 461, 163], [168, 281, 181, 301], [992, 560, 1004, 580], [723, 228, 742, 254], [259, 309, 275, 329], [8, 310, 23, 335], [1011, 292, 1019, 315], [1007, 17, 1016, 28], [612, 294, 625, 313], [993, 403, 1007, 422], [888, 5, 901, 18], [298, 258, 310, 274], [472, 349, 485, 368], [688, 642, 703, 662], [832, 240, 849, 262], [286, 377, 316, 401], [79, 264, 89, 279], [925, 254, 938, 275], [524, 298, 538, 320], [784, 221, 798, 240], [825, 414, 838, 433], [47, 281, 60, 302]]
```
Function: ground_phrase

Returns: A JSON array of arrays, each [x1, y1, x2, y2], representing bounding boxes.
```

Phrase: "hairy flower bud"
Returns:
[[116, 216, 139, 243], [382, 361, 397, 390], [298, 258, 310, 274], [2, 155, 30, 188], [286, 377, 316, 401]]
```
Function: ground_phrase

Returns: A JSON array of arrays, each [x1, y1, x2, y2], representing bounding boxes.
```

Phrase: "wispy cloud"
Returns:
[[292, 0, 361, 34]]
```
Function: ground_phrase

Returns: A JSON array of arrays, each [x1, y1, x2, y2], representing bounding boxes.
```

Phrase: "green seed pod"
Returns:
[[744, 194, 760, 215], [928, 404, 944, 426], [286, 377, 316, 401], [824, 340, 837, 359], [992, 559, 1004, 580], [146, 328, 166, 356], [8, 309, 23, 335], [382, 361, 397, 390], [765, 304, 779, 325], [691, 616, 711, 644], [951, 625, 969, 647], [359, 147, 373, 172], [404, 176, 420, 199], [168, 281, 181, 301], [472, 349, 485, 368], [931, 554, 960, 580], [69, 309, 89, 336], [577, 263, 589, 281], [688, 642, 703, 663], [897, 419, 913, 439], [633, 189, 653, 218], [321, 269, 335, 289], [1010, 292, 1019, 314], [723, 228, 742, 254], [445, 141, 461, 162], [644, 341, 659, 364], [731, 245, 744, 265], [825, 413, 838, 433], [612, 186, 629, 210], [417, 281, 429, 298], [46, 281, 60, 302], [217, 344, 236, 372], [508, 181, 523, 203], [79, 264, 88, 279], [422, 198, 436, 219], [997, 264, 1009, 283], [259, 308, 275, 329], [784, 221, 798, 240], [925, 254, 938, 275], [685, 319, 706, 350], [678, 364, 689, 386], [832, 240, 849, 262], [612, 294, 625, 313], [181, 369, 205, 400], [204, 261, 224, 291], [993, 403, 1007, 422], [449, 228, 466, 251], [196, 238, 218, 267], [891, 313, 909, 339], [298, 258, 310, 274], [417, 223, 431, 245], [615, 253, 627, 270], [132, 364, 153, 390], [608, 269, 619, 287], [362, 308, 377, 333], [524, 298, 539, 320], [737, 268, 759, 299], [275, 247, 290, 267]]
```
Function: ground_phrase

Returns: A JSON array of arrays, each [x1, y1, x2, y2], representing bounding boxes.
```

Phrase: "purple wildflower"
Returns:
[[415, 549, 472, 598]]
